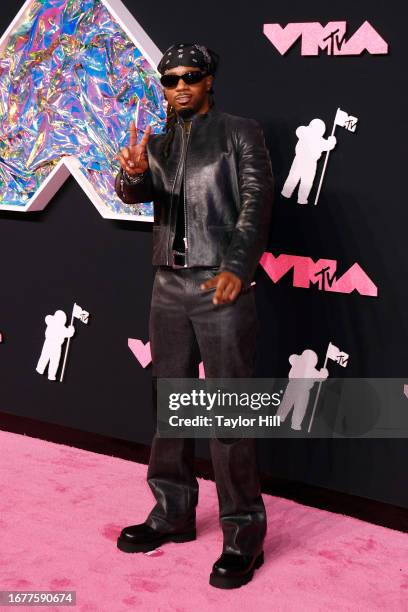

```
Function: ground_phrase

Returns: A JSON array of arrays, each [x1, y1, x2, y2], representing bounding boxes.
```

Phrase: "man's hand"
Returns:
[[116, 120, 151, 176], [200, 271, 242, 305]]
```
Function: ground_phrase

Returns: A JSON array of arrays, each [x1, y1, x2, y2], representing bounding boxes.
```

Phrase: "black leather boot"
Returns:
[[210, 437, 267, 548], [116, 429, 199, 554], [209, 550, 264, 588], [117, 522, 196, 553], [207, 436, 266, 587]]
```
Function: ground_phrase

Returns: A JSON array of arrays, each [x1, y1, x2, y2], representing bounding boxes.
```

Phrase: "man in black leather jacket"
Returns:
[[115, 42, 274, 589]]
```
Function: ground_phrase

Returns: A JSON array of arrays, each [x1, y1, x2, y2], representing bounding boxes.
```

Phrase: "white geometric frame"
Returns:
[[0, 0, 163, 222]]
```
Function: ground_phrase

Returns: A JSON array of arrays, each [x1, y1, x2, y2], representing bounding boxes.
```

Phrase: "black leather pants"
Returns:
[[144, 265, 267, 556]]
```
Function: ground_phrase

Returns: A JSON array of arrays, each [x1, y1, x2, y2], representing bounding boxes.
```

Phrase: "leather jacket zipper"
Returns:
[[167, 120, 191, 265], [183, 121, 192, 265]]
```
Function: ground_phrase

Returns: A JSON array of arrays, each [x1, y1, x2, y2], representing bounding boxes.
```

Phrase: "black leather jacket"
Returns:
[[115, 105, 274, 287]]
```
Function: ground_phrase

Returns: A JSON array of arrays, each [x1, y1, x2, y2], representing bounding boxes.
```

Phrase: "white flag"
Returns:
[[73, 303, 89, 324], [326, 342, 349, 367], [334, 108, 358, 133]]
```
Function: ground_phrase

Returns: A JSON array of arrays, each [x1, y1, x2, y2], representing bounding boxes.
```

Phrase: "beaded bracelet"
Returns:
[[122, 168, 146, 184]]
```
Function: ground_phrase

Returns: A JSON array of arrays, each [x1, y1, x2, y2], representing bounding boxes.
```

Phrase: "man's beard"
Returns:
[[177, 107, 197, 120]]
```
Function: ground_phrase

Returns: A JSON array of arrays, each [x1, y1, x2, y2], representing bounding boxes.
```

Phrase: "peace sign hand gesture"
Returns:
[[116, 120, 151, 176]]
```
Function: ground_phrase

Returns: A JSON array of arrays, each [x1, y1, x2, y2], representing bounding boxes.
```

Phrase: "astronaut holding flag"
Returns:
[[59, 302, 90, 382], [282, 107, 359, 206], [36, 310, 75, 381], [281, 117, 337, 205]]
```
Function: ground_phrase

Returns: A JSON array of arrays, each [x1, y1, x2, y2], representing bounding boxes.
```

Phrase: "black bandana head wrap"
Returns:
[[157, 42, 220, 76]]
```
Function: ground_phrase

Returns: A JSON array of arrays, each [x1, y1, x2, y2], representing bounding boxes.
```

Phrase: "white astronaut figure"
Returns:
[[276, 349, 328, 430], [36, 310, 75, 381], [281, 119, 337, 204]]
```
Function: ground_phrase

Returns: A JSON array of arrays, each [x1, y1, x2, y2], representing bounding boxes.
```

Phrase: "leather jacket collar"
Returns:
[[175, 104, 218, 126]]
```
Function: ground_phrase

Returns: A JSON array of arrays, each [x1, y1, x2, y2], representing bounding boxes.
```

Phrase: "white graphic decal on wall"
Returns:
[[275, 349, 328, 431], [276, 342, 350, 433], [281, 119, 336, 205], [36, 310, 75, 381], [36, 303, 90, 382], [281, 108, 358, 206], [263, 21, 389, 56]]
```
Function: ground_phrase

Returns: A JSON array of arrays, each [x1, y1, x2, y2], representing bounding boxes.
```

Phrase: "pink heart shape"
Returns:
[[128, 339, 152, 368]]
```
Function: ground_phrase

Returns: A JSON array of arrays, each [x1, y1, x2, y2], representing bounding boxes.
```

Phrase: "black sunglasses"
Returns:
[[160, 70, 208, 88]]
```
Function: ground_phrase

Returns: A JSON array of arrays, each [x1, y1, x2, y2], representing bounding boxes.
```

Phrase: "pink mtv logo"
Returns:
[[263, 21, 388, 56], [260, 252, 378, 297]]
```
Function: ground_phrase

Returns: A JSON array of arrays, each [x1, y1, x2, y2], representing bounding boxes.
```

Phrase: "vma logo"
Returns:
[[260, 252, 378, 297], [263, 21, 388, 56]]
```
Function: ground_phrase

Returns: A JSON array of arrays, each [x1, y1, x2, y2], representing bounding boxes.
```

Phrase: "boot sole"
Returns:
[[117, 528, 196, 553], [209, 551, 264, 589]]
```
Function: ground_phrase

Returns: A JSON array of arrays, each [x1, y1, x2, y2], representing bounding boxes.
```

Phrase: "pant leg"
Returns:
[[209, 437, 266, 555], [188, 268, 267, 555], [145, 266, 200, 533]]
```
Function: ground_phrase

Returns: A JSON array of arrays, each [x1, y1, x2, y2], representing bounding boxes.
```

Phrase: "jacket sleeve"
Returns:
[[219, 118, 274, 287], [114, 166, 155, 204]]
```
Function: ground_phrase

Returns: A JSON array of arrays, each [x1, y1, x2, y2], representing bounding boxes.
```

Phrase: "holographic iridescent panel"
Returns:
[[0, 0, 165, 217]]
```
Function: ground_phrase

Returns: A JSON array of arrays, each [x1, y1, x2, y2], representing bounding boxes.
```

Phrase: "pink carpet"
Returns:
[[0, 430, 407, 611]]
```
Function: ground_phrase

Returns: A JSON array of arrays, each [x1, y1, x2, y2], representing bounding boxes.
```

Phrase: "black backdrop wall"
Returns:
[[1, 0, 407, 508]]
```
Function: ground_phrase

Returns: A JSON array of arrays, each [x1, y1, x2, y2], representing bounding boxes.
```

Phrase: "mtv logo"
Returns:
[[260, 252, 378, 297], [263, 21, 388, 56], [344, 116, 358, 132]]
